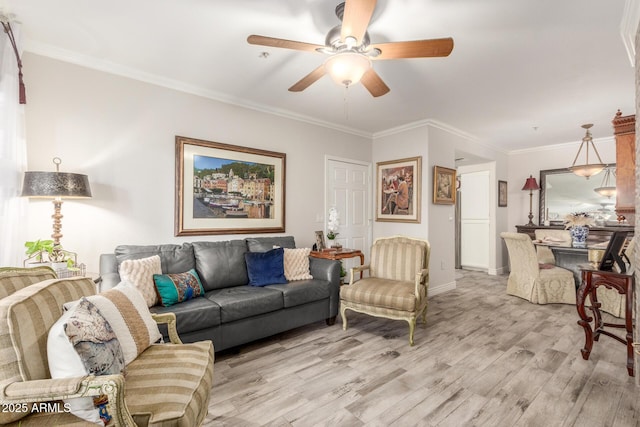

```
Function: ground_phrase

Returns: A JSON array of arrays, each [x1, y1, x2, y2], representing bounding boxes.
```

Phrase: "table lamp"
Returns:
[[21, 157, 92, 248], [521, 175, 540, 226]]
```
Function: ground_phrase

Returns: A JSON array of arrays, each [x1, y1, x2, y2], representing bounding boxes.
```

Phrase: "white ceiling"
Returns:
[[2, 0, 637, 152]]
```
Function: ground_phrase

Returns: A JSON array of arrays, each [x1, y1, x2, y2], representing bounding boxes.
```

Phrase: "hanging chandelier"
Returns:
[[569, 124, 605, 179], [594, 167, 616, 198]]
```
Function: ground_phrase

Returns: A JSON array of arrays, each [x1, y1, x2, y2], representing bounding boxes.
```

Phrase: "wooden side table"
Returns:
[[309, 249, 365, 279], [576, 269, 635, 376]]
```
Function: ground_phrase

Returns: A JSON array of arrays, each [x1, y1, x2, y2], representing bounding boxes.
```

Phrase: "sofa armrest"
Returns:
[[309, 257, 341, 318], [152, 312, 183, 344], [1, 374, 135, 426], [99, 253, 120, 291]]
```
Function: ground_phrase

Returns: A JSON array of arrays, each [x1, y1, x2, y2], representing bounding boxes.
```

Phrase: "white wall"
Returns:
[[21, 54, 372, 272], [506, 138, 616, 234]]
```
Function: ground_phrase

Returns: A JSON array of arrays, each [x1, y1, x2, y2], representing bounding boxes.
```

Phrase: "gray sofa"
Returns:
[[99, 236, 340, 352]]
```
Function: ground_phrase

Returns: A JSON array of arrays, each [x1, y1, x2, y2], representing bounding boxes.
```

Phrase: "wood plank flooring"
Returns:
[[203, 270, 640, 426]]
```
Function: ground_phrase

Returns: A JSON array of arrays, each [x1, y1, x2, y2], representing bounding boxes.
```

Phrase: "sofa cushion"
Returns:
[[119, 255, 162, 307], [245, 248, 287, 287], [266, 279, 331, 308], [153, 269, 205, 307], [192, 240, 249, 291], [206, 287, 283, 323], [115, 243, 195, 275], [246, 236, 296, 252], [125, 341, 213, 427], [151, 296, 221, 335]]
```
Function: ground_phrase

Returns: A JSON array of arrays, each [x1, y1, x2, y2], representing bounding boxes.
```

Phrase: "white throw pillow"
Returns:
[[48, 299, 126, 425], [119, 255, 161, 307], [283, 248, 313, 281]]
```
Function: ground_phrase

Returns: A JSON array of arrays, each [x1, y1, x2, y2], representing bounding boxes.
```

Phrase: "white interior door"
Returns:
[[460, 170, 490, 269], [326, 158, 371, 271]]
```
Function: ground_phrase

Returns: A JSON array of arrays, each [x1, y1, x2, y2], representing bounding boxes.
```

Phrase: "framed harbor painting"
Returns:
[[375, 156, 421, 223], [175, 136, 286, 236]]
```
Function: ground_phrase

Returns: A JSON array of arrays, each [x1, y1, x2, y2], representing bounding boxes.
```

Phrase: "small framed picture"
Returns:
[[498, 180, 508, 207], [433, 166, 456, 205], [314, 230, 326, 251]]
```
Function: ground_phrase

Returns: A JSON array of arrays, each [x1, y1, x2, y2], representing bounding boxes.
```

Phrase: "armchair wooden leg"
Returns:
[[420, 305, 428, 325], [340, 305, 349, 331], [408, 319, 416, 346]]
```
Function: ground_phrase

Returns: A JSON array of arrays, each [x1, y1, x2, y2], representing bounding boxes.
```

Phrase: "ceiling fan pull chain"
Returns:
[[343, 85, 349, 120]]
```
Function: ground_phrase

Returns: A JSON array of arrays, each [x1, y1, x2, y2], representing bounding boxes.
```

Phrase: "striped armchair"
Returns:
[[340, 236, 430, 346], [0, 270, 214, 426]]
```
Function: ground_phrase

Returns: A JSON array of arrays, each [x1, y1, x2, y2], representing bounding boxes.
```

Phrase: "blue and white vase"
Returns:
[[570, 225, 589, 248]]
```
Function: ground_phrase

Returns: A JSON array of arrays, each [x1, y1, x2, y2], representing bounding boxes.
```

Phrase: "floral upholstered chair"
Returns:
[[501, 232, 576, 304], [340, 236, 430, 346], [533, 229, 572, 265]]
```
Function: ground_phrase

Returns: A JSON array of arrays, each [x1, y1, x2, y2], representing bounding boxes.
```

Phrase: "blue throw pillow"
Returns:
[[153, 269, 205, 307], [245, 247, 287, 287]]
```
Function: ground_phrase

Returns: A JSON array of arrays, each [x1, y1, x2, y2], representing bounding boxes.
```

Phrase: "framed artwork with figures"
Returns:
[[433, 166, 456, 205], [375, 156, 421, 223]]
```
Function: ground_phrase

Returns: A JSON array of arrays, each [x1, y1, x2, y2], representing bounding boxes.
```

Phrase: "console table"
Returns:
[[576, 269, 635, 376], [516, 224, 634, 245]]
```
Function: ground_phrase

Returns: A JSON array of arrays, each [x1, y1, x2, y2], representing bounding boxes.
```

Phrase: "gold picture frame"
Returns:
[[175, 136, 286, 236], [376, 156, 421, 223], [433, 166, 456, 205]]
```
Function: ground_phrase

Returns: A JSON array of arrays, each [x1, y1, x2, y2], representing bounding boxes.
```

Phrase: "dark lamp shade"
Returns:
[[521, 176, 539, 191], [21, 171, 92, 198]]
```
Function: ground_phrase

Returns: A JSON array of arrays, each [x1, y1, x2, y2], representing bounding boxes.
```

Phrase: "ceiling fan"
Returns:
[[247, 0, 454, 97]]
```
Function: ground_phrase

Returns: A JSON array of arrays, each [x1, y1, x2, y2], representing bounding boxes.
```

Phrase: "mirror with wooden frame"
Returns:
[[539, 164, 616, 226]]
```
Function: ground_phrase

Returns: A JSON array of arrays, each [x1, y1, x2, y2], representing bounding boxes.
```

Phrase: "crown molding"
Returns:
[[24, 41, 373, 139], [508, 135, 616, 155], [621, 0, 640, 67]]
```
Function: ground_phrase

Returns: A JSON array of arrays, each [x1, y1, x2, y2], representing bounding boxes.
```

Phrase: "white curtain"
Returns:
[[0, 21, 28, 267]]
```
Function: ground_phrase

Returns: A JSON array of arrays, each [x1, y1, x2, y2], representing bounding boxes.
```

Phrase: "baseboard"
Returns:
[[488, 266, 507, 275], [430, 280, 456, 296]]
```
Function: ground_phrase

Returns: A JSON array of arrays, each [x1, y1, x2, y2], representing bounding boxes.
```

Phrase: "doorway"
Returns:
[[325, 157, 372, 270]]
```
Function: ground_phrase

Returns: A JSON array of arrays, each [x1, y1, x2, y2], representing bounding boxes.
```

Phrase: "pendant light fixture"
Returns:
[[594, 167, 616, 198], [569, 124, 605, 179]]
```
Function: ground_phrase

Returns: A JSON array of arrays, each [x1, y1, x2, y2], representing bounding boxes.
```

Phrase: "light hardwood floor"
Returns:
[[204, 270, 640, 426]]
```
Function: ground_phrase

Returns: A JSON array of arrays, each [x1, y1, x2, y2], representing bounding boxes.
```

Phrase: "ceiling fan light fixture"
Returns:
[[324, 52, 371, 87]]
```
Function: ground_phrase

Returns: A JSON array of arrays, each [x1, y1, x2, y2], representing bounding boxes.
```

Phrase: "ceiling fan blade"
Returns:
[[289, 65, 326, 92], [341, 0, 377, 45], [360, 68, 390, 97], [247, 35, 324, 53], [370, 38, 454, 60]]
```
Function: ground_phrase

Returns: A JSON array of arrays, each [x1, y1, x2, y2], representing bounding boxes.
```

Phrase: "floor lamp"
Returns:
[[21, 158, 92, 253], [522, 175, 540, 226]]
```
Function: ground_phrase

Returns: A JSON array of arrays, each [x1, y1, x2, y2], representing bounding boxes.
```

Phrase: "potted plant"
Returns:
[[327, 207, 341, 249], [24, 239, 79, 272], [24, 239, 55, 266]]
